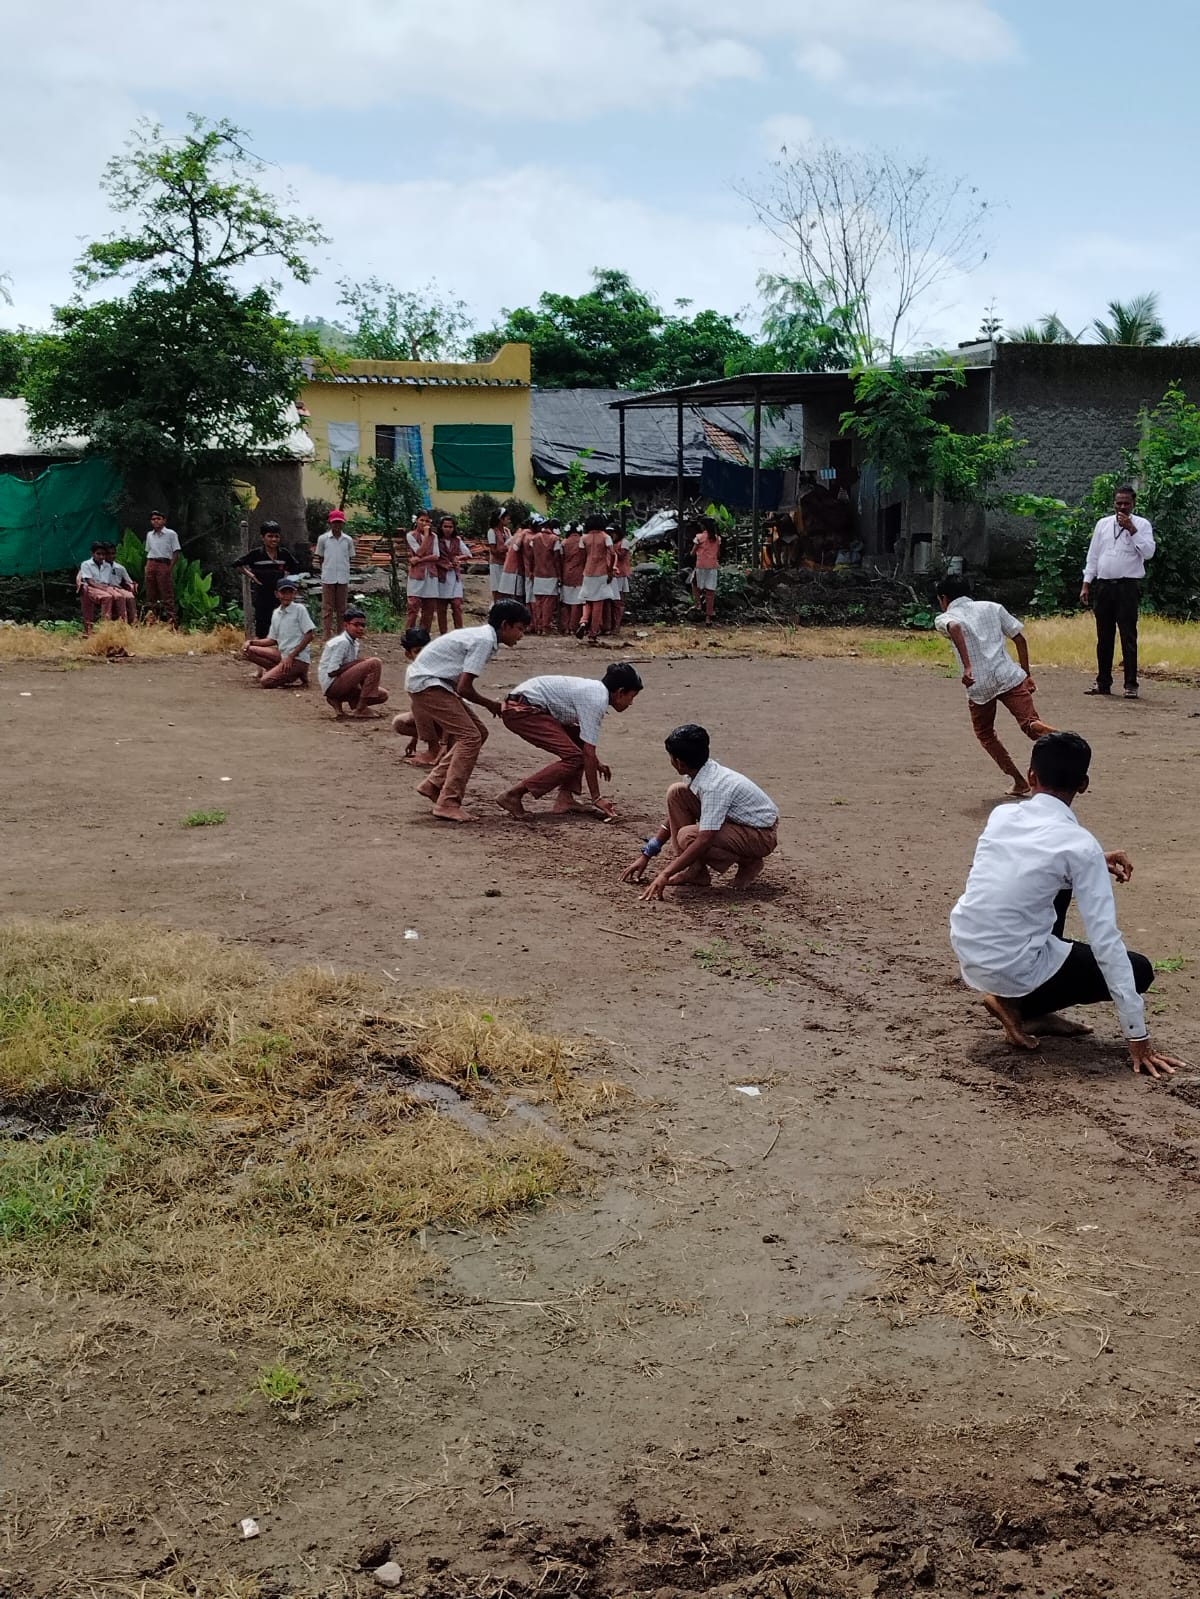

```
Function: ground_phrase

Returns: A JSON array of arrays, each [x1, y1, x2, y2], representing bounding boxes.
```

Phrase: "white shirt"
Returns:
[[513, 675, 611, 746], [315, 531, 354, 584], [267, 602, 316, 663], [145, 526, 180, 560], [79, 558, 115, 585], [1082, 514, 1155, 582], [934, 597, 1028, 706], [406, 623, 499, 695], [110, 562, 133, 588], [950, 793, 1146, 1040], [318, 630, 359, 693], [689, 758, 779, 831]]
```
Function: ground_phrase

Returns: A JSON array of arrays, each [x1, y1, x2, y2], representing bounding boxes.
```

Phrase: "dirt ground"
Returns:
[[3, 619, 1200, 1599]]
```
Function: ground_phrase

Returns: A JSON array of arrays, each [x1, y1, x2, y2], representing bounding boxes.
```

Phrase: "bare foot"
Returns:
[[983, 994, 1040, 1050], [496, 790, 529, 820], [406, 754, 439, 768], [673, 863, 712, 888], [1005, 782, 1033, 799], [550, 791, 579, 813], [733, 859, 765, 888], [352, 707, 384, 719], [1026, 1013, 1094, 1037], [432, 802, 476, 823], [416, 778, 442, 800]]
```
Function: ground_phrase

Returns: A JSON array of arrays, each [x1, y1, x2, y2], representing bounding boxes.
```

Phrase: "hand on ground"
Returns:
[[1129, 1039, 1184, 1079]]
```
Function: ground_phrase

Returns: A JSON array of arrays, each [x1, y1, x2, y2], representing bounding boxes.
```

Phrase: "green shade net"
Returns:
[[0, 458, 122, 577], [432, 424, 515, 492]]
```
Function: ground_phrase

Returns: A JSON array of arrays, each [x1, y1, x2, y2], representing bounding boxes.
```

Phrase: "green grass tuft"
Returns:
[[0, 1138, 113, 1240], [181, 809, 227, 828]]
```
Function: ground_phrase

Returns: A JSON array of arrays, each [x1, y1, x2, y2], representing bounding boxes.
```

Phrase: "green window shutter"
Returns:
[[432, 423, 515, 492]]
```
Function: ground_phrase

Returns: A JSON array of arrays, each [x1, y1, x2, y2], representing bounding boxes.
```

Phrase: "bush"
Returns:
[[305, 497, 335, 539], [0, 571, 81, 623]]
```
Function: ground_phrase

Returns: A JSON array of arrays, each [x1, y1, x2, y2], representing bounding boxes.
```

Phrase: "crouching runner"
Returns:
[[496, 663, 643, 820], [623, 723, 779, 899], [319, 606, 389, 718]]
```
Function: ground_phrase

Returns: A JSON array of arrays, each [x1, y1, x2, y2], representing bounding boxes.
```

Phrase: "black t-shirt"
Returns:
[[233, 545, 308, 589]]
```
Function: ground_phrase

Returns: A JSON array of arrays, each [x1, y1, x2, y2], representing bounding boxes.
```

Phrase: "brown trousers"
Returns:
[[144, 559, 176, 621], [968, 682, 1046, 776], [501, 700, 585, 797], [665, 782, 778, 871], [325, 657, 388, 710], [243, 643, 308, 687], [322, 583, 349, 639], [409, 687, 489, 805]]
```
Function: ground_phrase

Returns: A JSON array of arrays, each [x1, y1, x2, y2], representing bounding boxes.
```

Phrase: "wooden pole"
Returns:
[[751, 386, 763, 566], [618, 406, 627, 533], [676, 401, 685, 565]]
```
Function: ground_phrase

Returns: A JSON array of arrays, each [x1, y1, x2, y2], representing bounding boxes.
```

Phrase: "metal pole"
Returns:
[[618, 406, 627, 533], [676, 400, 685, 565], [751, 386, 763, 566]]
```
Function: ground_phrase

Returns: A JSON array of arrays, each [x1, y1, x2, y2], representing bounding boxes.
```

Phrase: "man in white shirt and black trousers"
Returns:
[[951, 731, 1182, 1078], [1080, 484, 1156, 699]]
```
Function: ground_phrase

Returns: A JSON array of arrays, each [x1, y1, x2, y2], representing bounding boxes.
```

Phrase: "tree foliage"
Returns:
[[0, 328, 55, 398], [744, 142, 989, 359], [25, 115, 323, 527], [335, 277, 473, 362], [1010, 385, 1200, 615], [1007, 292, 1197, 347], [727, 275, 860, 374], [470, 268, 755, 388], [333, 455, 425, 609]]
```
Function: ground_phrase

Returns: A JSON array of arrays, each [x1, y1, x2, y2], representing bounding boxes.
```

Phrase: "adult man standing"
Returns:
[[143, 511, 181, 625], [315, 508, 355, 640], [1080, 485, 1155, 699]]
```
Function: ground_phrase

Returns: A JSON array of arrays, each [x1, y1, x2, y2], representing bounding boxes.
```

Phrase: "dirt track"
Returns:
[[3, 627, 1200, 1598]]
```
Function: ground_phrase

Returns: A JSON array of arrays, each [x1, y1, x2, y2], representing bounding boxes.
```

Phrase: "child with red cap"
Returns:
[[315, 509, 354, 639]]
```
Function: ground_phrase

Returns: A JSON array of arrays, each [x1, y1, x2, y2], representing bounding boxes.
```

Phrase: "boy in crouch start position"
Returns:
[[496, 663, 643, 820], [950, 731, 1183, 1078], [319, 606, 389, 718], [404, 600, 530, 823], [622, 724, 779, 900], [935, 572, 1054, 797]]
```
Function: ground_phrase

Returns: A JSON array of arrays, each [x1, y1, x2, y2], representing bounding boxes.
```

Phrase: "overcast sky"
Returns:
[[6, 0, 1198, 350]]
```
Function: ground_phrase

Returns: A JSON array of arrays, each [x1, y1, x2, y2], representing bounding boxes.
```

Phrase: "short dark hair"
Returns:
[[602, 662, 643, 696], [401, 627, 430, 650], [1115, 484, 1136, 500], [1031, 730, 1091, 792], [582, 513, 608, 533], [261, 519, 281, 533], [343, 605, 366, 623], [488, 599, 532, 629], [935, 572, 972, 601], [149, 509, 165, 519], [665, 723, 710, 769], [91, 540, 105, 552], [488, 508, 509, 528]]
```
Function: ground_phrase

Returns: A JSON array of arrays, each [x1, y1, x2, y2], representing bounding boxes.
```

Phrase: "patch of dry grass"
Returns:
[[849, 1186, 1112, 1357], [0, 621, 243, 662], [636, 614, 1200, 679], [0, 920, 607, 1335]]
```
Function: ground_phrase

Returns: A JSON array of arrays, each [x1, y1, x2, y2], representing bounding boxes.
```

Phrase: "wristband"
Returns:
[[642, 837, 662, 858]]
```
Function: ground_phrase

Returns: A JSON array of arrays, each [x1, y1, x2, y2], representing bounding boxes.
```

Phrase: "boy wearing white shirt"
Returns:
[[950, 731, 1182, 1078], [935, 573, 1054, 797], [314, 509, 355, 640], [319, 606, 389, 718], [497, 663, 643, 820], [241, 577, 315, 688], [1080, 484, 1156, 699], [405, 599, 530, 822], [143, 511, 181, 624]]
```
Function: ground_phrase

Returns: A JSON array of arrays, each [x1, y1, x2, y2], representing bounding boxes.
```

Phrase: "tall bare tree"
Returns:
[[744, 141, 989, 360]]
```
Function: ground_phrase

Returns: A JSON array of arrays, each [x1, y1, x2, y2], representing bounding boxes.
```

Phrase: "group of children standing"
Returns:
[[487, 510, 632, 641]]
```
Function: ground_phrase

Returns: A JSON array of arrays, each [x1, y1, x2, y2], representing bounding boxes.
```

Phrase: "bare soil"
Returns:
[[3, 622, 1200, 1599]]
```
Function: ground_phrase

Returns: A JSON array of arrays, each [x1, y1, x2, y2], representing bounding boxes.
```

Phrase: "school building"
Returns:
[[299, 343, 543, 515]]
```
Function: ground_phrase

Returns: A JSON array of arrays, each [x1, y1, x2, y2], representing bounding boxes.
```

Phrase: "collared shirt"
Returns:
[[950, 792, 1146, 1040], [233, 543, 306, 589], [406, 623, 499, 695], [79, 558, 115, 585], [145, 526, 181, 560], [1083, 514, 1156, 582], [689, 758, 779, 831], [315, 531, 355, 584], [513, 675, 611, 746], [934, 596, 1028, 706], [110, 562, 133, 589], [318, 630, 360, 693], [267, 602, 316, 663]]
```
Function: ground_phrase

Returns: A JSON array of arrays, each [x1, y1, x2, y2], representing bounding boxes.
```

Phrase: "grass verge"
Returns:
[[0, 919, 618, 1337], [0, 620, 244, 662]]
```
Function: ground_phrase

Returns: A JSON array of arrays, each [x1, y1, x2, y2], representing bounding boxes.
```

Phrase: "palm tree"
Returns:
[[1093, 292, 1166, 346], [1006, 312, 1082, 343]]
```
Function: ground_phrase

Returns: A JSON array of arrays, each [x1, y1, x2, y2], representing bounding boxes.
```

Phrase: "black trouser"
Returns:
[[1092, 577, 1141, 691], [1016, 890, 1153, 1017]]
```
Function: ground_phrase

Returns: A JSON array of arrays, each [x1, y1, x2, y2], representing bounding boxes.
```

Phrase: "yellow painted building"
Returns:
[[299, 342, 543, 514]]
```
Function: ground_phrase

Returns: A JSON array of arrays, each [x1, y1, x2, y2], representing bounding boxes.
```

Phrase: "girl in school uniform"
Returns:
[[405, 510, 440, 630], [497, 519, 530, 602], [558, 523, 586, 636], [486, 507, 510, 600], [690, 516, 721, 625], [610, 526, 632, 636], [435, 514, 473, 633], [577, 514, 615, 643]]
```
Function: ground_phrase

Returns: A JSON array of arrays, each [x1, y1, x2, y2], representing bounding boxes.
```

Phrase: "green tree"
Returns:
[[330, 455, 423, 610], [336, 277, 473, 361], [1006, 312, 1082, 344], [0, 328, 55, 398], [727, 275, 861, 373], [25, 115, 325, 532]]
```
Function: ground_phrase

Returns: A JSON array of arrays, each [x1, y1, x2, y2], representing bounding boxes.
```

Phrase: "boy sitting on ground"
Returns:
[[950, 730, 1183, 1078], [622, 723, 779, 900], [319, 605, 389, 718], [242, 576, 315, 688]]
